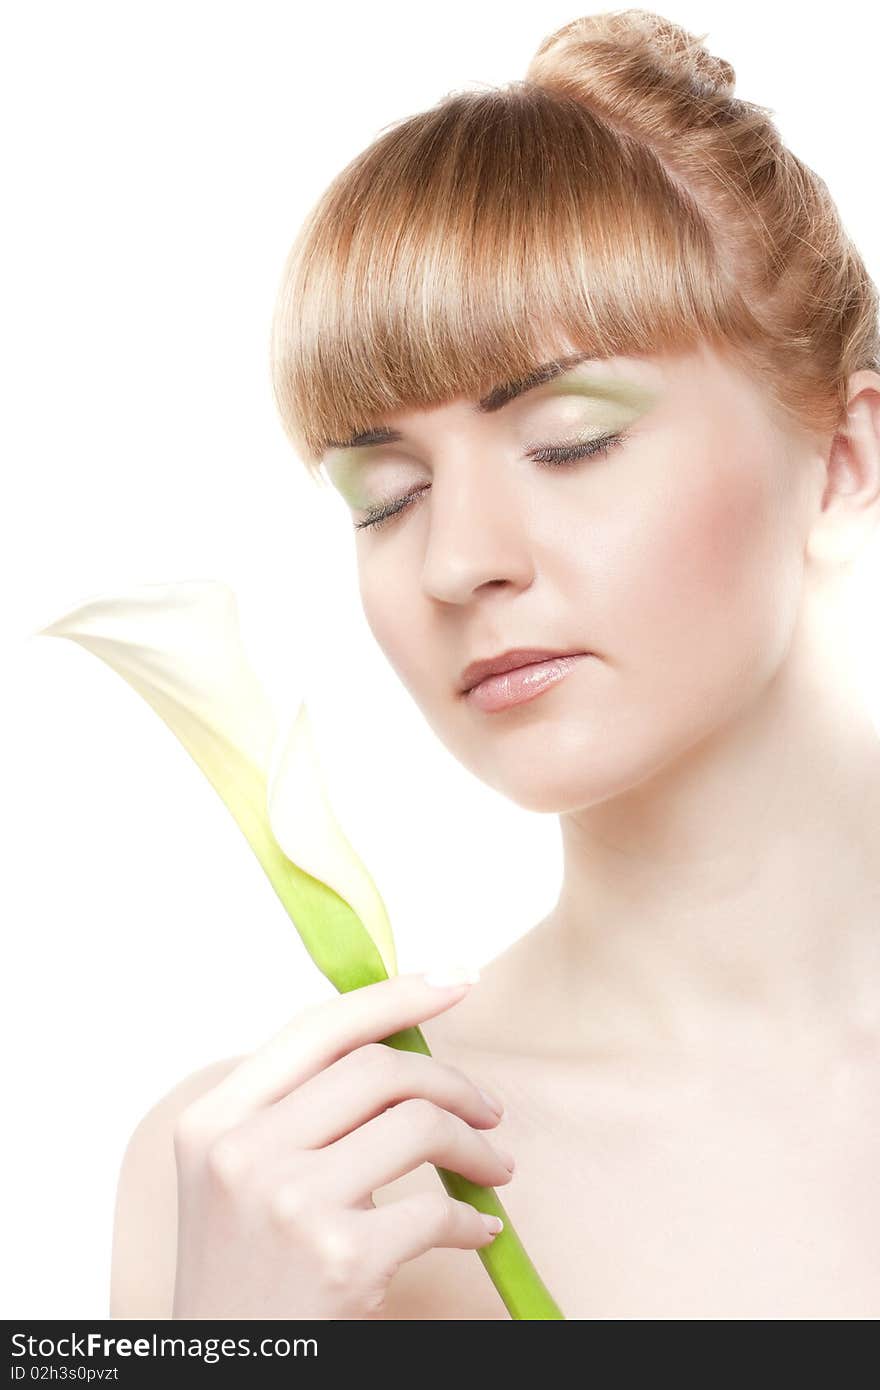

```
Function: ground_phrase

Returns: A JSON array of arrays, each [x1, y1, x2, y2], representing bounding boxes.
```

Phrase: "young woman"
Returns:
[[110, 9, 880, 1319]]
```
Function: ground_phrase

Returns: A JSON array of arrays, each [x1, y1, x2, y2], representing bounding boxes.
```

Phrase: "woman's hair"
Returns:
[[269, 8, 880, 480]]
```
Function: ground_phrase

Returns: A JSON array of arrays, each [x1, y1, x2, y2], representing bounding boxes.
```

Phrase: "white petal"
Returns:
[[36, 579, 276, 826], [267, 701, 398, 979]]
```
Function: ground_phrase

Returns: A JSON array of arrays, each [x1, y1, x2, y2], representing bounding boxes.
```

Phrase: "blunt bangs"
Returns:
[[270, 83, 753, 478]]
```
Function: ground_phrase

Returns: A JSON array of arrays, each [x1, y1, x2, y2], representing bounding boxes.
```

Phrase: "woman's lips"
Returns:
[[464, 653, 591, 712]]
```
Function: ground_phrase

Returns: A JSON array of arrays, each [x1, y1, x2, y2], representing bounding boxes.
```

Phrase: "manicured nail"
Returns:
[[495, 1144, 516, 1172], [482, 1214, 504, 1236], [422, 964, 481, 988], [478, 1087, 504, 1116]]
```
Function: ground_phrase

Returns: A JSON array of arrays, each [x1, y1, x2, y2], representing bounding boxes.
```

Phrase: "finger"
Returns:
[[247, 1044, 504, 1153], [193, 971, 478, 1131], [316, 1097, 515, 1205], [362, 1192, 504, 1267]]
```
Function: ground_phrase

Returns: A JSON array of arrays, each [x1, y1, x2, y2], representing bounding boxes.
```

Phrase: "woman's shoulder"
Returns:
[[109, 1054, 241, 1318]]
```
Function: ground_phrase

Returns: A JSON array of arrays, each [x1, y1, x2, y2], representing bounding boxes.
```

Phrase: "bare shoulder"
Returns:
[[109, 1055, 241, 1319]]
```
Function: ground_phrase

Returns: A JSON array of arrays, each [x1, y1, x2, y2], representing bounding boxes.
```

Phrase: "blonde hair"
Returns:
[[269, 8, 880, 480]]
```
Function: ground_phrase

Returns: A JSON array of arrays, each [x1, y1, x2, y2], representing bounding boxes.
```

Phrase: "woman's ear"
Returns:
[[807, 369, 880, 566]]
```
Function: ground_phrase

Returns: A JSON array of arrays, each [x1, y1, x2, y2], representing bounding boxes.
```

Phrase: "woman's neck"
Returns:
[[546, 609, 880, 1061], [469, 595, 880, 1068]]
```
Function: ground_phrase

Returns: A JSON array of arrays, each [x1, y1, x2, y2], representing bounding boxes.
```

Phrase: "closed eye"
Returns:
[[354, 430, 628, 532], [527, 430, 627, 467]]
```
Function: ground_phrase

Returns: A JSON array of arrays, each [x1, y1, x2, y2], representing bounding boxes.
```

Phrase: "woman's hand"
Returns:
[[171, 970, 513, 1319]]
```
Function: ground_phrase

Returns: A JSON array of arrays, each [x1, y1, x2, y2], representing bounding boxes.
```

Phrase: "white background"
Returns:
[[4, 1, 879, 1317]]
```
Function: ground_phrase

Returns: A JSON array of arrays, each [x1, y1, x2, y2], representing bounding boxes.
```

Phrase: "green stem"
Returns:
[[237, 803, 565, 1317], [382, 1023, 566, 1320]]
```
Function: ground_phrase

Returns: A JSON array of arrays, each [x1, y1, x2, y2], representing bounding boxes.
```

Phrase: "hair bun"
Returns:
[[526, 8, 736, 106]]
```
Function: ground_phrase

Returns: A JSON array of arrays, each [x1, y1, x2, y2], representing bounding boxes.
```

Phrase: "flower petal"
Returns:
[[36, 580, 276, 803], [36, 579, 397, 989], [267, 701, 398, 980]]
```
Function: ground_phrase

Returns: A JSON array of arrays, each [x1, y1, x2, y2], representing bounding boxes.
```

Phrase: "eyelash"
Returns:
[[353, 430, 628, 532]]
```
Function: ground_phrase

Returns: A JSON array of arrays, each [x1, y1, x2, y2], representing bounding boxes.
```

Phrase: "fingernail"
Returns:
[[495, 1143, 516, 1172], [481, 1213, 504, 1236], [478, 1087, 504, 1117], [422, 964, 481, 988]]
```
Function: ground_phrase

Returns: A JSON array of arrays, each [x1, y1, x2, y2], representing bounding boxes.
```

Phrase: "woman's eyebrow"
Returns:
[[478, 352, 596, 411], [322, 352, 597, 454]]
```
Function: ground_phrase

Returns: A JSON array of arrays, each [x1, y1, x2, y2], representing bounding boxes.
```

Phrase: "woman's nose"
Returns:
[[419, 465, 535, 604]]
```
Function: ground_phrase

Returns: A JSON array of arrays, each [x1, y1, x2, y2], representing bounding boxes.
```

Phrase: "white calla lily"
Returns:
[[35, 579, 397, 988], [35, 575, 564, 1319]]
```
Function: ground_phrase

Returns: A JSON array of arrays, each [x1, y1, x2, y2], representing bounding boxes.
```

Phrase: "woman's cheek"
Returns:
[[597, 453, 772, 686], [358, 566, 397, 659], [624, 458, 795, 704], [358, 565, 433, 696]]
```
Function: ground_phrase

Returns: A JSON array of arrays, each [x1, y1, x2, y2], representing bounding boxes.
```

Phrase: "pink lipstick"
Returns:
[[465, 653, 590, 713]]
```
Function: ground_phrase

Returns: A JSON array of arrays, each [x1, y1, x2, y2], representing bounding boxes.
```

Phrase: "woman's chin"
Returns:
[[464, 731, 697, 814], [473, 766, 640, 816]]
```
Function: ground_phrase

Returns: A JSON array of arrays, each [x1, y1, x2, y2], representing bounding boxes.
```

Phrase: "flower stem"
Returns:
[[382, 1023, 566, 1320]]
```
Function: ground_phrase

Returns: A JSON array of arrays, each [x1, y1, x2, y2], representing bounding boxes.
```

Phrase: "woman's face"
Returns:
[[323, 338, 821, 812]]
